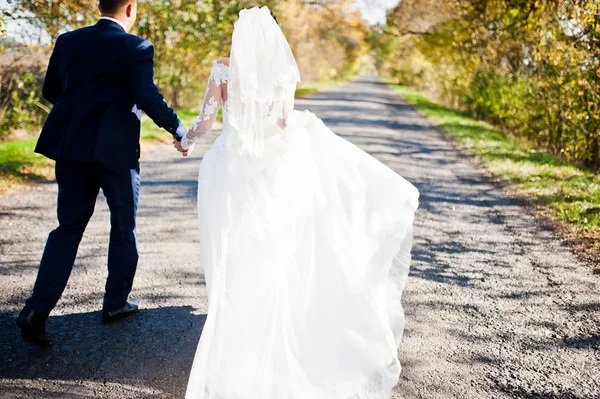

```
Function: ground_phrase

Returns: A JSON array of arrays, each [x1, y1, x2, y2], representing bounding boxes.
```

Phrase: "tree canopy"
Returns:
[[373, 0, 600, 169], [1, 0, 368, 139]]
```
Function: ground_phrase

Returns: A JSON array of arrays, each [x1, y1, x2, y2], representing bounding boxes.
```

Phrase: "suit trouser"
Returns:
[[26, 158, 141, 316]]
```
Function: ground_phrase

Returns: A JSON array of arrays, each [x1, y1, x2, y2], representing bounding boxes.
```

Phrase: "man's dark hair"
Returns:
[[99, 0, 132, 14]]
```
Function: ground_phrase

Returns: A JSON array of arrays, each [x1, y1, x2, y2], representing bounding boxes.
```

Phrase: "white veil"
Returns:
[[227, 6, 301, 157]]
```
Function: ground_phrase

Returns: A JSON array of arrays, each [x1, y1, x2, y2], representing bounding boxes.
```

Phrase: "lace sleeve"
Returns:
[[181, 62, 225, 150]]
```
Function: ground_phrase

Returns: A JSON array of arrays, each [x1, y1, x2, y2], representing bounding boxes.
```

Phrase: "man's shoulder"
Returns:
[[125, 35, 154, 56], [57, 25, 147, 46], [117, 29, 146, 43], [127, 34, 150, 48], [55, 25, 93, 43], [108, 30, 151, 52], [99, 27, 148, 48]]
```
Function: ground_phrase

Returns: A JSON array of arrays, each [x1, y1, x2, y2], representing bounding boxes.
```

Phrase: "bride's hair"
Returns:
[[270, 9, 278, 24]]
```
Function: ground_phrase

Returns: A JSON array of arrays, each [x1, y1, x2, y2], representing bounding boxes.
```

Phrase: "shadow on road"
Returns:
[[0, 306, 206, 398]]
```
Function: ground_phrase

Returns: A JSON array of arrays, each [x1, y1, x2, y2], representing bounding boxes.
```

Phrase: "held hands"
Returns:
[[173, 121, 194, 157], [173, 139, 194, 157]]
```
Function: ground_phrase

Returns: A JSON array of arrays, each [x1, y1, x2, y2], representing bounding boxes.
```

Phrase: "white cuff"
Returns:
[[176, 123, 187, 138], [180, 134, 189, 151]]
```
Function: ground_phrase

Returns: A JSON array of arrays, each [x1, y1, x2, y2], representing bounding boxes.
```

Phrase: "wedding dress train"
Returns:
[[182, 7, 419, 399]]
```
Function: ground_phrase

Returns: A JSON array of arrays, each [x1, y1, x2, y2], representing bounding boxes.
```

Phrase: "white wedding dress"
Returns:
[[182, 7, 419, 399]]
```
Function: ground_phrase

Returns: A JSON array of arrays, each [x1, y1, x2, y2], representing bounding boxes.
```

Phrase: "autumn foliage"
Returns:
[[0, 0, 367, 140], [372, 0, 600, 169]]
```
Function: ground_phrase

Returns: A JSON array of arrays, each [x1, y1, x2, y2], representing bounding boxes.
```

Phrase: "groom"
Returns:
[[16, 0, 187, 347]]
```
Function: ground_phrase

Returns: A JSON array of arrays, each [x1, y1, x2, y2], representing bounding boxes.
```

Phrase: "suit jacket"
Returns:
[[35, 19, 181, 171]]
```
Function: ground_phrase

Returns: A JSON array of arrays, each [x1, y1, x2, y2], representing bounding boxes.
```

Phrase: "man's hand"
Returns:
[[173, 139, 184, 152], [173, 139, 194, 157]]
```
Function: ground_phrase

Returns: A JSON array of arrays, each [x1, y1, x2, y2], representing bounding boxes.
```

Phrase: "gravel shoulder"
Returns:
[[0, 76, 599, 398]]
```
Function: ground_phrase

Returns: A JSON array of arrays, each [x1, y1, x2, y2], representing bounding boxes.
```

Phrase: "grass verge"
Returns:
[[140, 109, 199, 143], [389, 84, 600, 269], [0, 138, 54, 193], [0, 109, 200, 194]]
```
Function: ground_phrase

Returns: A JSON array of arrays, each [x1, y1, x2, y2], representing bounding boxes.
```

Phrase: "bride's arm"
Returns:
[[180, 63, 224, 150], [277, 86, 296, 129], [277, 114, 287, 129]]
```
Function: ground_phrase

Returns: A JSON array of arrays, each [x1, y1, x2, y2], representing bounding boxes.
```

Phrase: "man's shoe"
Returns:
[[16, 307, 52, 348], [102, 298, 141, 324]]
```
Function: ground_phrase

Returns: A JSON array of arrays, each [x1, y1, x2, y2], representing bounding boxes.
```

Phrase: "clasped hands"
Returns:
[[173, 138, 193, 157], [173, 122, 194, 157]]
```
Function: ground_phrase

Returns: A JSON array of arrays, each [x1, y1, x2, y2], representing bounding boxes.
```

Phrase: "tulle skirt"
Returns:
[[185, 110, 419, 399]]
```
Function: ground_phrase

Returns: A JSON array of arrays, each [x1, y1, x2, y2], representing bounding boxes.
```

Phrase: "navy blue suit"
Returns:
[[26, 19, 181, 315]]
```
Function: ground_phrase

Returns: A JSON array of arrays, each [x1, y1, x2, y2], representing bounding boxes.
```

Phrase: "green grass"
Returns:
[[140, 109, 200, 142], [389, 84, 600, 249], [0, 138, 55, 191], [0, 109, 201, 193]]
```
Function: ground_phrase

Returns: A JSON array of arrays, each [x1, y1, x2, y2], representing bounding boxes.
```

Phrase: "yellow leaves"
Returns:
[[376, 0, 600, 167], [281, 0, 368, 85]]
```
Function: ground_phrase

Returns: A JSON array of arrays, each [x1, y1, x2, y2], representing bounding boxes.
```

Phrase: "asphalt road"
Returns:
[[1, 77, 599, 398]]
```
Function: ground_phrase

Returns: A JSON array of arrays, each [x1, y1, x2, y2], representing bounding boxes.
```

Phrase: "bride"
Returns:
[[179, 6, 419, 399]]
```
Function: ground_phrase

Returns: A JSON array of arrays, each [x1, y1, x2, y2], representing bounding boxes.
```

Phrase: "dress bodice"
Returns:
[[181, 60, 287, 151]]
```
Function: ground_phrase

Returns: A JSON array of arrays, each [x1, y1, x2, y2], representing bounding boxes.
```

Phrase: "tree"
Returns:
[[7, 0, 97, 44], [373, 0, 600, 169], [280, 0, 368, 83]]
